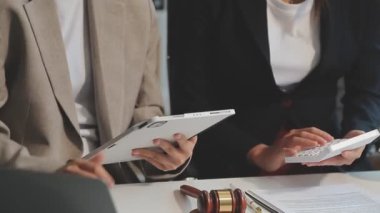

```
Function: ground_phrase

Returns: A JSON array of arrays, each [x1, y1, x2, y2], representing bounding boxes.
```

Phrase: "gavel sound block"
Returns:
[[180, 185, 247, 213]]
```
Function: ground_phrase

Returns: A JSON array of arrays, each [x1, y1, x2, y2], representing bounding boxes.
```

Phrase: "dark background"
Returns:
[[153, 0, 165, 10]]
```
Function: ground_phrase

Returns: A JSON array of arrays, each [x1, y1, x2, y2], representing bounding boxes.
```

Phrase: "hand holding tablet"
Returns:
[[84, 109, 235, 164]]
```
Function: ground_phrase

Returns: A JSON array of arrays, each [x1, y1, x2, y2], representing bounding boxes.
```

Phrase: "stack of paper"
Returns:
[[246, 184, 380, 213]]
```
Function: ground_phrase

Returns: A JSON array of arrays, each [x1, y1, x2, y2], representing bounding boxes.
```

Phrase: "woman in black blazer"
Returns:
[[170, 0, 380, 178]]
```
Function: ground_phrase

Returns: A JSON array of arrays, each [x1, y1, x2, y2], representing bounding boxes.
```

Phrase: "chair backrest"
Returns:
[[0, 169, 117, 213]]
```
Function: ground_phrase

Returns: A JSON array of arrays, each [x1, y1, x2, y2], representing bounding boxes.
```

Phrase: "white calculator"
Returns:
[[285, 129, 380, 163]]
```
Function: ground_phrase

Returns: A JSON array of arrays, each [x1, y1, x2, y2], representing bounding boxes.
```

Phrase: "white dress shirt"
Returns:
[[55, 0, 98, 156], [267, 0, 320, 92]]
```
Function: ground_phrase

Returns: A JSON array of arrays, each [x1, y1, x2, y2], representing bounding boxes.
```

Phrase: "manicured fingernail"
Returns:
[[132, 150, 140, 156], [174, 134, 181, 139], [153, 139, 160, 145]]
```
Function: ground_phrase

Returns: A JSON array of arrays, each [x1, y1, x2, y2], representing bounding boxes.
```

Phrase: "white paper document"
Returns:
[[247, 184, 380, 213]]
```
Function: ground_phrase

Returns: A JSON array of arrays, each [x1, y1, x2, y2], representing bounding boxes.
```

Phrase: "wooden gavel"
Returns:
[[180, 185, 247, 213]]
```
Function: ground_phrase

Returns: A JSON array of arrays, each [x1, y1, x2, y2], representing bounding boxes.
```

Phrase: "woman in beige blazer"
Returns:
[[0, 0, 196, 185]]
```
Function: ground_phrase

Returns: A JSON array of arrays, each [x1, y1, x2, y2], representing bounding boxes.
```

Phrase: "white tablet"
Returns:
[[285, 129, 380, 163], [84, 109, 235, 164]]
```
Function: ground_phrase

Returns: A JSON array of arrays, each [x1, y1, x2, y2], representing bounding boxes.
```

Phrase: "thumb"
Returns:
[[344, 130, 365, 139], [91, 152, 105, 164]]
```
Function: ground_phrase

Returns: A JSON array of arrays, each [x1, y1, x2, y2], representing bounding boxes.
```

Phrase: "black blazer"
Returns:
[[170, 0, 380, 178]]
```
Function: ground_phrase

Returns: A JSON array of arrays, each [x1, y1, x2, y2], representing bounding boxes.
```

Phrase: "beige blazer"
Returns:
[[0, 0, 165, 177]]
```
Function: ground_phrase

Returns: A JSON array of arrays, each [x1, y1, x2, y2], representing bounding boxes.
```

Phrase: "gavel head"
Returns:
[[180, 185, 247, 213]]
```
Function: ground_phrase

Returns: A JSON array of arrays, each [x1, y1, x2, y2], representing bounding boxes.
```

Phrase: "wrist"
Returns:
[[247, 144, 286, 172], [247, 144, 269, 165]]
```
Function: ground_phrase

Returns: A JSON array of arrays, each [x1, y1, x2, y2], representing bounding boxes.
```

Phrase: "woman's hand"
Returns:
[[247, 127, 334, 172], [306, 130, 366, 167], [132, 134, 197, 171], [60, 153, 115, 187]]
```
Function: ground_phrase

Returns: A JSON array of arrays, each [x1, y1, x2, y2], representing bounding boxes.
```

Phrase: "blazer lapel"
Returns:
[[238, 0, 333, 90], [87, 0, 128, 143], [238, 0, 270, 63], [298, 3, 332, 85], [24, 0, 81, 135]]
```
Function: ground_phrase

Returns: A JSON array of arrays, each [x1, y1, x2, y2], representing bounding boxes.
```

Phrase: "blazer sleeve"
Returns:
[[171, 0, 257, 159], [130, 0, 189, 181], [0, 4, 63, 172], [342, 0, 380, 134], [132, 1, 164, 123]]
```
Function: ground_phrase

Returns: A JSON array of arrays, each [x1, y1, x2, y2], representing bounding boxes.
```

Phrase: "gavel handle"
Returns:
[[180, 185, 202, 198]]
